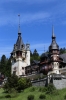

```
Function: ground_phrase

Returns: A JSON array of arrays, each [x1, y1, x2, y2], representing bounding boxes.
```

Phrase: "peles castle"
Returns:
[[11, 26, 66, 77]]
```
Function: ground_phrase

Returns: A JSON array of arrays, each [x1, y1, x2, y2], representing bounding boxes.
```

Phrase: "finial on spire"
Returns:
[[18, 14, 21, 33], [52, 25, 55, 37]]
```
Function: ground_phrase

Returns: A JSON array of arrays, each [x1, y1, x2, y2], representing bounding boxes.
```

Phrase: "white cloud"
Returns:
[[0, 12, 51, 26], [21, 12, 50, 23], [0, 0, 66, 26]]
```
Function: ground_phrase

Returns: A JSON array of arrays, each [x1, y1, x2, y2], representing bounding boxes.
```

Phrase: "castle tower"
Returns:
[[49, 26, 60, 74], [11, 15, 30, 76], [26, 43, 30, 66]]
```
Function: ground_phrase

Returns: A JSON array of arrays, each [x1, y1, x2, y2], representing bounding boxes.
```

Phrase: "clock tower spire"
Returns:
[[18, 14, 21, 33], [11, 15, 30, 77]]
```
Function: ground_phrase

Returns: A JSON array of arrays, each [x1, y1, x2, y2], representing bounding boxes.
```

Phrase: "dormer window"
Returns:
[[22, 67, 24, 70]]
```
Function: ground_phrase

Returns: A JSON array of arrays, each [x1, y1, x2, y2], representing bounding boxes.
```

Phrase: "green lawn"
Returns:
[[0, 87, 66, 100]]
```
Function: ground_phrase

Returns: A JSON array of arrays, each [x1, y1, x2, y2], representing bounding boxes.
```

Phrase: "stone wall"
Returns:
[[32, 80, 46, 87], [32, 77, 66, 89], [53, 78, 66, 89]]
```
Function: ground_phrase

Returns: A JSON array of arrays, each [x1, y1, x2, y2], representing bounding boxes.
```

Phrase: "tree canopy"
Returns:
[[0, 55, 11, 77]]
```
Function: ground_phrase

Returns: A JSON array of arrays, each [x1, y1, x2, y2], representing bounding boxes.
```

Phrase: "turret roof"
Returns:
[[49, 26, 59, 51]]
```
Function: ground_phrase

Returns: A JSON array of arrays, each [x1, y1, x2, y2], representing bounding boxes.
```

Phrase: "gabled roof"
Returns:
[[60, 53, 66, 63], [31, 60, 40, 65]]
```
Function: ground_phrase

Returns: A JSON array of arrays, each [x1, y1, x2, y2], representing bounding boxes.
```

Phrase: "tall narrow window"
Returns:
[[22, 67, 24, 70]]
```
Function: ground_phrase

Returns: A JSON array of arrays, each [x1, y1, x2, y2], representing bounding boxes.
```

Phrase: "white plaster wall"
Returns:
[[11, 61, 19, 76], [53, 62, 59, 74], [26, 51, 30, 66], [11, 50, 30, 76], [12, 59, 27, 76], [18, 60, 26, 76]]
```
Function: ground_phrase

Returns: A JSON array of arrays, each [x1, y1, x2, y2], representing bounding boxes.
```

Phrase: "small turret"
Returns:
[[26, 42, 30, 66], [49, 26, 59, 53], [26, 43, 30, 51], [49, 26, 60, 74]]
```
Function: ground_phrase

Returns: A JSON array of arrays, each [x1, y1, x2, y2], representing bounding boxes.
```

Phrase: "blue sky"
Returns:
[[0, 0, 66, 57]]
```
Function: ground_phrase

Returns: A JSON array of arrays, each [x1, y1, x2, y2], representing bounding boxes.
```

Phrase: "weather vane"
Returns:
[[18, 14, 20, 26]]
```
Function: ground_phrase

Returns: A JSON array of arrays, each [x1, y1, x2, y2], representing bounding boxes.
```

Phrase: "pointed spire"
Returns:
[[52, 25, 55, 37], [18, 14, 21, 34]]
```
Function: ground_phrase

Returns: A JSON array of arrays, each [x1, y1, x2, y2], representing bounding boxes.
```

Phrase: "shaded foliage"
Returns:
[[39, 94, 46, 99], [30, 49, 40, 63], [27, 94, 34, 100], [17, 78, 32, 92], [29, 87, 35, 92], [3, 74, 19, 92], [60, 47, 66, 54], [46, 83, 59, 95], [3, 74, 32, 93], [0, 55, 11, 77]]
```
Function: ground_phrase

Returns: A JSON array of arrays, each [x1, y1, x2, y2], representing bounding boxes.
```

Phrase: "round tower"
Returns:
[[11, 15, 30, 76], [49, 26, 60, 74], [26, 43, 30, 66]]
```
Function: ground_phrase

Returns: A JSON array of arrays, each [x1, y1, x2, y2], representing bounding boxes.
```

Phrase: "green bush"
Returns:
[[27, 94, 34, 100], [30, 87, 35, 92], [39, 94, 46, 99], [3, 74, 32, 93], [46, 83, 58, 95], [38, 87, 42, 92], [17, 78, 32, 92], [3, 74, 19, 92], [64, 94, 66, 99], [38, 87, 47, 92], [5, 94, 11, 98]]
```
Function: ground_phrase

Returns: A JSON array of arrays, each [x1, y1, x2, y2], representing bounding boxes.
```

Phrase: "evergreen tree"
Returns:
[[0, 55, 11, 77], [33, 49, 39, 56], [30, 49, 40, 63], [60, 47, 66, 54], [0, 55, 7, 75], [5, 57, 11, 77]]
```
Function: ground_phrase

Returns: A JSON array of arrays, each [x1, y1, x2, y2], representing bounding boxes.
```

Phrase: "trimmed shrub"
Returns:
[[38, 87, 42, 92], [38, 87, 47, 92], [64, 94, 66, 99], [27, 94, 34, 100], [5, 94, 11, 98], [39, 94, 46, 99], [30, 87, 35, 92]]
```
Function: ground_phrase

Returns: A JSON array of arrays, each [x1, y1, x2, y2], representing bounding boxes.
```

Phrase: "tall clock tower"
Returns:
[[11, 26, 30, 76], [49, 26, 59, 74]]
